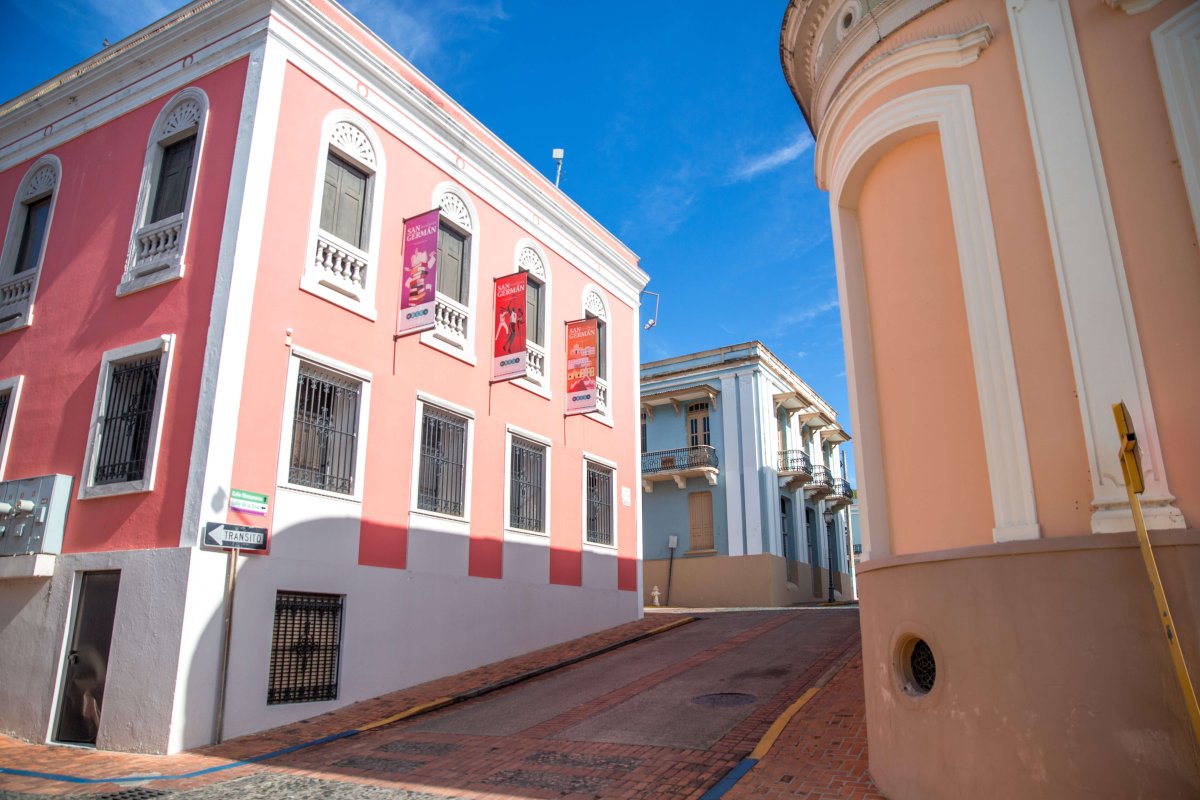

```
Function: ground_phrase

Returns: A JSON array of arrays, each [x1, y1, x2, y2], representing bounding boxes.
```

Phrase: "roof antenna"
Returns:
[[552, 148, 564, 187]]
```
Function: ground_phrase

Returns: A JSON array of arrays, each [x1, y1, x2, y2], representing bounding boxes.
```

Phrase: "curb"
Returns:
[[699, 640, 862, 800]]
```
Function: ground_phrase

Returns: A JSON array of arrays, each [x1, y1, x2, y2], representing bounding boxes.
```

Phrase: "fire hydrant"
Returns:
[[651, 585, 662, 606]]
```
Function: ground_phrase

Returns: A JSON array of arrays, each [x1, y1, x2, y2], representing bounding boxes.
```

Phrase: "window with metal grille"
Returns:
[[94, 355, 162, 485], [509, 436, 546, 532], [585, 461, 614, 546], [267, 591, 343, 705], [418, 405, 468, 516], [288, 365, 360, 495], [0, 390, 10, 441]]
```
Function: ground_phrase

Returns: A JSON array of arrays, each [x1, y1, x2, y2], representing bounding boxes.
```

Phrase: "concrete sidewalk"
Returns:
[[0, 609, 885, 799]]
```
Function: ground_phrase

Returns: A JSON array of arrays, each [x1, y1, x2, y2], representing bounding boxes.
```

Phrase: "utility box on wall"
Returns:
[[0, 474, 73, 557]]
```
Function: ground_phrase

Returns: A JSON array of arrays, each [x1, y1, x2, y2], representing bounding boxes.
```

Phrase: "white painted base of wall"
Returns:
[[0, 545, 639, 754]]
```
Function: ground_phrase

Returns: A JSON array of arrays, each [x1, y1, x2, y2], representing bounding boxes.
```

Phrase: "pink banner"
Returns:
[[492, 273, 528, 381], [397, 209, 440, 336], [565, 318, 599, 415]]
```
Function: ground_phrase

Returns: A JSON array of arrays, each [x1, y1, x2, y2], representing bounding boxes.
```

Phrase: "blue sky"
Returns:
[[0, 0, 851, 449]]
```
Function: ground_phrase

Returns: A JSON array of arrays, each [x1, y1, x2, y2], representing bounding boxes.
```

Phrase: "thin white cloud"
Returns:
[[342, 0, 508, 66], [767, 296, 839, 337], [729, 133, 814, 182]]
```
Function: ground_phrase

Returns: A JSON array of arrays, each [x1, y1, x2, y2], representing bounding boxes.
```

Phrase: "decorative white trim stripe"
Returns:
[[181, 36, 288, 547], [830, 85, 1040, 547], [719, 374, 744, 557], [1008, 0, 1183, 532], [1153, 4, 1200, 249]]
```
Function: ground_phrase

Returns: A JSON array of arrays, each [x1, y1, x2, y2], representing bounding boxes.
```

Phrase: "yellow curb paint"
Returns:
[[750, 687, 819, 760], [357, 697, 455, 731], [645, 616, 696, 636]]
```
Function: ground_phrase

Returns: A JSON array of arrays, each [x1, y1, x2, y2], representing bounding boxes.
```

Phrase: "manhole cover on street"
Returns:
[[692, 692, 757, 708]]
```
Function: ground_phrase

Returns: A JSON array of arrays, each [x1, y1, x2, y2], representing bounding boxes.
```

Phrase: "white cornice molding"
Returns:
[[0, 0, 648, 307], [815, 23, 993, 190], [268, 0, 647, 307], [1153, 4, 1200, 245]]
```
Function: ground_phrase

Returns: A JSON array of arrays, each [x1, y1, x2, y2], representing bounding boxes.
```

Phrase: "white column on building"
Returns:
[[720, 375, 744, 556], [739, 373, 764, 555], [1008, 0, 1184, 533]]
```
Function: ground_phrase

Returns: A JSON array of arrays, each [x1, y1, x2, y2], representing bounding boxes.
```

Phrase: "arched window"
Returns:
[[514, 240, 551, 391], [302, 112, 385, 318], [582, 285, 611, 418], [0, 155, 61, 332], [423, 184, 480, 361], [120, 88, 208, 295]]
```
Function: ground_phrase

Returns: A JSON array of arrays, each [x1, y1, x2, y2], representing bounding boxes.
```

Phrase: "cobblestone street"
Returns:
[[1, 609, 882, 799]]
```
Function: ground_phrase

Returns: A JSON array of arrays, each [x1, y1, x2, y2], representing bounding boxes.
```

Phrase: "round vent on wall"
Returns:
[[897, 636, 937, 696]]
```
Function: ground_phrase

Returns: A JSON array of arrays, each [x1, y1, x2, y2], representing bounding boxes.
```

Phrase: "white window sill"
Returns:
[[116, 265, 183, 297], [419, 330, 477, 365], [586, 411, 614, 428], [505, 526, 550, 543], [583, 539, 618, 553], [277, 482, 362, 504], [512, 375, 551, 400], [410, 508, 471, 532], [299, 274, 378, 321], [79, 480, 152, 500]]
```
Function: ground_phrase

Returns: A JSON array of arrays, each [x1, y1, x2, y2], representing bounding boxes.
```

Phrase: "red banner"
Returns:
[[396, 209, 440, 336], [565, 318, 598, 415], [492, 273, 528, 381]]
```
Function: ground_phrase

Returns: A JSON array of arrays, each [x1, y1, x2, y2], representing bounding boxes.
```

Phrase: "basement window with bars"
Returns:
[[585, 460, 614, 547], [288, 364, 361, 495], [267, 591, 343, 705], [417, 404, 469, 517], [509, 435, 546, 533]]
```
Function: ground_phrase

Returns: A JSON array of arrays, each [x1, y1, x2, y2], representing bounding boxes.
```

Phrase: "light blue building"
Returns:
[[640, 342, 853, 607]]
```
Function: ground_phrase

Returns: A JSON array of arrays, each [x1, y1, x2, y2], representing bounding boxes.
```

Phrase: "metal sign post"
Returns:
[[214, 546, 238, 745], [203, 521, 268, 744], [1112, 402, 1200, 754]]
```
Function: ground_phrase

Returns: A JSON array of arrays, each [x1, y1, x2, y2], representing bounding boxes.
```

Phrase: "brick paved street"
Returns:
[[0, 608, 883, 800]]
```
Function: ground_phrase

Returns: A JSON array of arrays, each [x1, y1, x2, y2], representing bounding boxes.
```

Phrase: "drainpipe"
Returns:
[[665, 534, 678, 606]]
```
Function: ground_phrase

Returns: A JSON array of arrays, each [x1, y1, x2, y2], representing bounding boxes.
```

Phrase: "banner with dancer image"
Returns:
[[565, 318, 598, 415], [492, 272, 528, 381], [396, 209, 440, 336]]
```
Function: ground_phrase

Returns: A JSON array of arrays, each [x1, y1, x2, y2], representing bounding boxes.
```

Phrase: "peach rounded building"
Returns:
[[781, 0, 1200, 797]]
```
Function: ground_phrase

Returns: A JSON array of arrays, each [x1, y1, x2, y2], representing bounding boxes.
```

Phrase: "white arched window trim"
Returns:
[[513, 238, 551, 397], [301, 110, 386, 320], [0, 154, 62, 333], [582, 284, 612, 423], [119, 87, 209, 296], [421, 182, 480, 365]]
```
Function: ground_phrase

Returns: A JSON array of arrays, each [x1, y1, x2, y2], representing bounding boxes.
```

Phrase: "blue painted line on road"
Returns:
[[698, 757, 758, 800], [0, 729, 359, 785]]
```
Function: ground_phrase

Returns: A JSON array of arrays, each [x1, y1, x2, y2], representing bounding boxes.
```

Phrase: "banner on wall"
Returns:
[[492, 272, 528, 381], [396, 209, 440, 336], [565, 318, 599, 415]]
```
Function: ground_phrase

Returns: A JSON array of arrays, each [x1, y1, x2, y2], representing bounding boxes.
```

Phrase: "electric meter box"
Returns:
[[0, 474, 73, 557]]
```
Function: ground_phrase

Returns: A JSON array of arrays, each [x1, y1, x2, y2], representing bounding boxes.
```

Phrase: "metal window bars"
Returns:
[[267, 591, 343, 705], [0, 391, 9, 438], [418, 405, 468, 516], [509, 437, 546, 532], [288, 365, 360, 495], [94, 355, 161, 485], [586, 462, 613, 546]]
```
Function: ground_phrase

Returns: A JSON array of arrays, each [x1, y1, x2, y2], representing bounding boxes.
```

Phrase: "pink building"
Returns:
[[0, 0, 647, 753], [781, 0, 1200, 797]]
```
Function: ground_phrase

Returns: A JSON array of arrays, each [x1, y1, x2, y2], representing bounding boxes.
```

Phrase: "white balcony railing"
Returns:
[[526, 340, 546, 382], [434, 293, 469, 349], [314, 232, 368, 299], [131, 214, 183, 276], [0, 271, 35, 328]]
